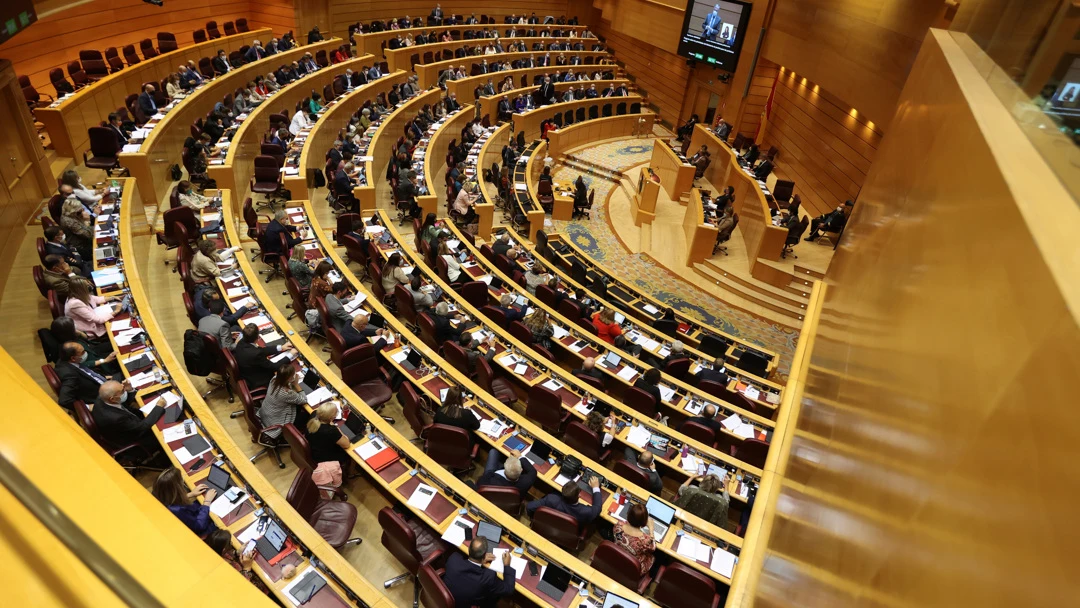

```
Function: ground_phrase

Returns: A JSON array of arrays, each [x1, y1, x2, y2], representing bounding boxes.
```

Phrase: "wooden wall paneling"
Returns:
[[293, 0, 331, 43], [546, 111, 650, 156], [330, 0, 574, 39], [247, 0, 299, 36], [749, 30, 1080, 607], [0, 0, 254, 94], [735, 61, 779, 140], [949, 0, 1061, 80], [590, 18, 689, 125]]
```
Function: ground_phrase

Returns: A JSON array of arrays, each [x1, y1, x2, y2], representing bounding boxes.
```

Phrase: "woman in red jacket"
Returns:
[[591, 307, 623, 345]]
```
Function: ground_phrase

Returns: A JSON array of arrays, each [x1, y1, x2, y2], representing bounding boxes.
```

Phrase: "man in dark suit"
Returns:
[[233, 325, 294, 390], [494, 294, 525, 323], [245, 40, 267, 63], [326, 140, 344, 170], [333, 162, 358, 212], [137, 84, 158, 117], [211, 50, 232, 75], [430, 302, 463, 345], [430, 3, 444, 24], [476, 450, 537, 495], [55, 342, 125, 411], [341, 312, 392, 350], [106, 112, 130, 146], [538, 77, 555, 105], [44, 225, 92, 277], [806, 200, 853, 241], [695, 356, 730, 385], [753, 156, 774, 180], [702, 4, 723, 40], [497, 95, 513, 122], [716, 120, 732, 141], [525, 477, 602, 526], [682, 403, 724, 436], [442, 538, 515, 608], [92, 380, 164, 454], [622, 448, 663, 494], [633, 368, 663, 408], [263, 210, 303, 257], [445, 93, 461, 112], [307, 26, 324, 44]]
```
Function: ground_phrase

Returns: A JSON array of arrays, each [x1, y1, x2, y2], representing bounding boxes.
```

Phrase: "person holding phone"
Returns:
[[151, 468, 219, 538], [442, 537, 515, 607], [206, 530, 271, 595]]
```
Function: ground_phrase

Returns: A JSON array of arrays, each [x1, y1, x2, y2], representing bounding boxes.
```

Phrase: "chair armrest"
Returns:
[[257, 424, 284, 442], [317, 484, 349, 501], [469, 443, 479, 459], [422, 548, 447, 567]]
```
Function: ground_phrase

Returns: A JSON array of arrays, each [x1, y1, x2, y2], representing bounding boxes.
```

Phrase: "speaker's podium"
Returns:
[[632, 167, 661, 226]]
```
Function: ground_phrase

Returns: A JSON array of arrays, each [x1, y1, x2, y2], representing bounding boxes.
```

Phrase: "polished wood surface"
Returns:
[[682, 187, 719, 266], [651, 139, 694, 201], [741, 30, 1080, 607], [331, 1, 578, 40], [733, 60, 778, 143], [475, 78, 627, 124], [120, 38, 341, 208], [632, 166, 659, 226], [545, 111, 647, 157], [33, 29, 267, 159], [248, 0, 298, 35], [517, 94, 642, 140]]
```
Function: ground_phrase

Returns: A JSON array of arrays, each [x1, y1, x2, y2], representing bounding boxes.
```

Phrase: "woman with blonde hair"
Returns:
[[60, 198, 94, 259], [674, 472, 730, 527], [591, 307, 623, 345], [288, 245, 315, 288], [305, 402, 351, 468], [523, 309, 554, 349], [152, 468, 218, 538], [64, 279, 119, 338]]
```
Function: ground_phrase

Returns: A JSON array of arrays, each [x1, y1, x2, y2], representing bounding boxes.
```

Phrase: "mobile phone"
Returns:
[[190, 457, 206, 471], [243, 540, 256, 556], [528, 561, 539, 576], [464, 526, 473, 541]]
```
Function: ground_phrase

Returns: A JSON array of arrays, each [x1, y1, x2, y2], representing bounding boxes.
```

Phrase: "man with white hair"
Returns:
[[476, 448, 536, 495], [658, 339, 687, 369], [341, 311, 394, 350]]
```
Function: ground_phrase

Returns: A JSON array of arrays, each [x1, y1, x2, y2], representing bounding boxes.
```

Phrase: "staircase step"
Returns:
[[793, 264, 825, 280], [693, 264, 806, 322], [703, 259, 811, 302]]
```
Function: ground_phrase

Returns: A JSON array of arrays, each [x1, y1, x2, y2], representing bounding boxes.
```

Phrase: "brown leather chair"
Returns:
[[440, 340, 472, 378], [285, 468, 362, 549], [399, 382, 432, 441], [624, 385, 658, 418], [591, 540, 651, 593], [478, 485, 522, 515], [193, 29, 207, 44], [223, 21, 237, 36], [423, 423, 478, 474], [282, 423, 317, 471], [238, 380, 286, 468], [525, 383, 571, 434], [681, 420, 717, 448], [73, 400, 161, 472], [730, 437, 768, 469], [475, 356, 515, 405], [534, 284, 558, 307], [459, 281, 488, 308], [340, 344, 394, 422], [479, 305, 506, 326], [653, 561, 722, 608], [508, 320, 533, 345], [614, 458, 654, 493], [562, 420, 611, 462], [32, 266, 48, 299], [417, 563, 453, 608], [236, 18, 250, 33], [84, 127, 126, 175], [531, 506, 587, 552], [394, 283, 420, 329], [206, 20, 222, 40], [199, 333, 233, 400], [378, 507, 446, 608], [157, 32, 179, 53], [342, 234, 370, 278], [417, 313, 439, 351], [663, 357, 692, 382], [697, 379, 730, 401]]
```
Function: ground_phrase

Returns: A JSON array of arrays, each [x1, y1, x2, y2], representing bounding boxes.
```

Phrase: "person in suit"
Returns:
[[92, 380, 164, 453], [264, 210, 303, 258], [476, 449, 537, 495], [324, 281, 354, 333], [806, 200, 854, 241], [177, 65, 200, 90], [715, 120, 732, 140], [211, 50, 232, 75], [459, 332, 496, 373], [105, 112, 130, 146], [494, 294, 526, 323], [442, 538, 515, 608], [198, 299, 239, 350], [430, 302, 463, 345], [307, 26, 324, 44], [702, 4, 723, 40], [44, 226, 92, 277], [266, 38, 280, 55], [244, 40, 267, 63], [54, 342, 125, 411], [538, 76, 556, 104], [753, 155, 774, 180], [137, 84, 158, 117], [341, 312, 393, 350], [633, 367, 663, 408], [695, 356, 730, 385], [430, 3, 444, 24], [622, 448, 663, 494], [233, 325, 295, 390], [193, 286, 250, 323], [525, 477, 602, 526], [42, 256, 79, 301], [445, 92, 461, 112], [326, 140, 343, 168], [742, 143, 759, 166], [682, 403, 724, 436]]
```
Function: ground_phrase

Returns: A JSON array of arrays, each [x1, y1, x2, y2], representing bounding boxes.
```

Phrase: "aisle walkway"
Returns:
[[547, 137, 800, 376]]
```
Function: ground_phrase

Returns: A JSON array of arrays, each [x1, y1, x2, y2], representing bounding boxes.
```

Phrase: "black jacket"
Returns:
[[431, 313, 462, 345], [525, 487, 602, 526], [91, 397, 164, 450], [633, 377, 662, 406], [211, 56, 231, 75], [442, 552, 515, 608], [476, 458, 537, 495], [233, 341, 280, 390], [55, 361, 120, 410], [263, 220, 302, 255]]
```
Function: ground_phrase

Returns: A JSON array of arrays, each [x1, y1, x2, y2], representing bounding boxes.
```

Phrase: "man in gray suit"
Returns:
[[324, 281, 354, 333], [702, 4, 722, 40], [197, 299, 238, 350]]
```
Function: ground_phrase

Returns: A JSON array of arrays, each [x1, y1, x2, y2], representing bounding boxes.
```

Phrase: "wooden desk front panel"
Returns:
[[475, 78, 626, 123], [546, 112, 649, 157], [446, 62, 613, 101], [416, 50, 609, 89], [517, 94, 643, 141], [385, 34, 588, 73], [358, 23, 590, 56]]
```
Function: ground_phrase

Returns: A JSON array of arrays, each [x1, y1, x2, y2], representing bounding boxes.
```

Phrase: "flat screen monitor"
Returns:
[[676, 0, 753, 72], [601, 592, 640, 608], [0, 0, 36, 46]]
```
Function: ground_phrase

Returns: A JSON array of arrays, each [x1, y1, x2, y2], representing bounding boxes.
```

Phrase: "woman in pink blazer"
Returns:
[[64, 279, 119, 338]]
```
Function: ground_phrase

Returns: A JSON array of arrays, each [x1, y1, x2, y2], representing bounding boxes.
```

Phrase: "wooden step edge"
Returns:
[[691, 266, 806, 322], [702, 259, 811, 304], [793, 264, 826, 280]]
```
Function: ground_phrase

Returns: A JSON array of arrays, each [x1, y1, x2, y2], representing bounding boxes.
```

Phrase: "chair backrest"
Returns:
[[591, 540, 645, 589], [340, 343, 381, 386], [563, 420, 604, 461], [206, 20, 221, 39], [282, 422, 317, 470], [508, 320, 533, 345], [478, 485, 522, 515], [394, 284, 418, 325], [424, 423, 473, 470], [531, 506, 582, 551], [534, 284, 557, 307], [613, 458, 654, 493], [399, 382, 430, 438], [681, 420, 717, 447], [557, 298, 582, 322], [236, 18, 249, 32], [162, 206, 198, 248], [417, 313, 439, 350], [459, 281, 487, 309], [122, 45, 141, 66], [733, 437, 768, 468], [624, 385, 657, 417], [157, 32, 178, 53], [87, 126, 120, 157], [253, 155, 282, 182], [654, 561, 721, 608], [662, 357, 691, 381], [697, 378, 730, 400], [224, 21, 237, 36], [285, 466, 321, 520], [378, 506, 425, 573], [417, 564, 455, 608], [368, 263, 386, 300], [140, 39, 158, 59], [193, 29, 207, 44], [441, 340, 470, 376], [525, 383, 562, 431], [479, 305, 506, 327]]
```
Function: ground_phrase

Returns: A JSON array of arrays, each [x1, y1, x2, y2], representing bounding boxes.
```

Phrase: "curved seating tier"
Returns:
[[475, 78, 628, 123], [357, 24, 590, 57], [416, 50, 611, 88], [38, 29, 270, 159], [447, 62, 618, 100], [385, 32, 596, 73], [545, 113, 648, 157]]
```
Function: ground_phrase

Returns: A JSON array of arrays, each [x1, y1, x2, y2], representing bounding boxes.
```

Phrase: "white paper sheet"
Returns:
[[551, 325, 568, 339], [390, 349, 410, 364], [642, 304, 660, 314], [733, 423, 756, 439], [710, 550, 737, 578], [513, 363, 528, 375], [677, 535, 701, 559], [355, 438, 390, 461], [486, 550, 529, 580], [236, 520, 264, 544], [721, 413, 742, 430], [441, 516, 472, 546], [478, 418, 505, 438], [626, 425, 651, 448], [306, 387, 334, 406], [684, 400, 704, 415], [742, 386, 761, 401], [209, 491, 245, 518], [541, 380, 562, 392], [110, 318, 132, 331], [680, 454, 700, 473], [162, 423, 198, 442], [407, 483, 437, 510], [658, 384, 676, 403], [616, 366, 638, 381]]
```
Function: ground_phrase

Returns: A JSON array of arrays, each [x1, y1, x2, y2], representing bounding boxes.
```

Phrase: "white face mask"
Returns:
[[79, 351, 89, 364]]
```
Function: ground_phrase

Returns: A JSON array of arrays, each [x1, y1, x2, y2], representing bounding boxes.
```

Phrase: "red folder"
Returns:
[[367, 447, 400, 472]]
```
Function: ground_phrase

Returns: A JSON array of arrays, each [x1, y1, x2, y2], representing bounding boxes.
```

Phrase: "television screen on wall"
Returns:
[[0, 0, 36, 46], [676, 0, 753, 73]]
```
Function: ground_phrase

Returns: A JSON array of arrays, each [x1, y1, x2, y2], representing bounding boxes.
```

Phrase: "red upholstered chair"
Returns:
[[334, 213, 360, 246], [459, 281, 488, 309], [625, 385, 658, 418], [531, 506, 588, 552], [591, 541, 652, 594], [340, 344, 394, 422], [41, 364, 61, 399], [697, 379, 730, 400], [441, 341, 472, 378], [368, 262, 388, 304], [394, 283, 419, 329], [237, 380, 286, 468], [480, 305, 506, 327], [140, 38, 159, 60], [157, 32, 178, 53], [198, 57, 214, 78], [84, 127, 126, 175], [562, 420, 611, 462], [663, 357, 692, 382], [250, 155, 286, 205], [681, 420, 717, 448], [475, 357, 516, 404], [32, 266, 48, 299], [73, 400, 162, 472], [236, 18, 250, 33], [78, 50, 108, 81], [67, 61, 89, 88], [103, 48, 124, 73], [285, 468, 362, 549], [160, 206, 198, 254], [730, 437, 768, 469], [534, 284, 558, 307], [49, 69, 74, 97], [35, 238, 47, 265], [199, 333, 233, 400], [47, 291, 63, 319], [122, 45, 141, 66], [206, 21, 222, 40], [193, 29, 207, 44], [525, 383, 571, 434], [416, 313, 440, 351], [378, 507, 446, 607], [653, 561, 722, 608], [423, 424, 478, 474], [478, 485, 522, 515], [417, 564, 454, 608], [47, 194, 64, 222], [507, 320, 532, 345], [282, 423, 317, 471], [614, 458, 654, 493], [399, 382, 433, 441], [223, 21, 237, 36]]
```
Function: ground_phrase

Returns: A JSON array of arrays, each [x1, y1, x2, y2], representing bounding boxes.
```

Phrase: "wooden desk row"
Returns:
[[207, 55, 376, 202], [416, 50, 611, 89], [545, 113, 651, 157], [316, 204, 748, 587], [474, 78, 628, 124], [515, 94, 644, 142], [120, 39, 344, 209], [356, 24, 590, 57], [651, 139, 696, 202], [417, 103, 477, 220], [39, 29, 270, 160], [385, 33, 595, 74], [206, 193, 657, 606], [101, 179, 391, 607], [446, 63, 618, 102]]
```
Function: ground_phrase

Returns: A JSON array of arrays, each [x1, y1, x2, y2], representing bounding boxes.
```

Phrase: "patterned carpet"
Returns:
[[547, 137, 799, 377]]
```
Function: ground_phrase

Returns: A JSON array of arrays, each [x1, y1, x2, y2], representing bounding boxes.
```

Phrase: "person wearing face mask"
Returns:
[[54, 342, 127, 412], [91, 380, 163, 453], [43, 226, 92, 277]]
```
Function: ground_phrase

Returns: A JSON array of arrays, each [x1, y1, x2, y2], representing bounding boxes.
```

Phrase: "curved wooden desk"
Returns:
[[120, 39, 343, 208], [357, 24, 591, 57], [385, 33, 593, 73], [514, 95, 643, 141], [110, 182, 390, 607], [212, 195, 655, 607], [419, 103, 478, 221], [37, 29, 269, 160], [688, 124, 787, 266], [475, 78, 627, 123], [207, 55, 374, 201], [446, 62, 616, 101], [417, 50, 610, 89], [546, 112, 651, 157], [651, 139, 696, 202]]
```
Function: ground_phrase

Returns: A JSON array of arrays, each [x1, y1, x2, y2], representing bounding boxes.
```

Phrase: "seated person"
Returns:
[[324, 281, 354, 333], [633, 368, 663, 408], [43, 226, 91, 277], [433, 387, 480, 434], [525, 477, 602, 527], [193, 285, 250, 323], [443, 538, 516, 608], [491, 233, 517, 258], [233, 324, 295, 390], [92, 380, 164, 454], [341, 312, 393, 351], [476, 449, 537, 495], [42, 254, 79, 298], [495, 293, 526, 323], [613, 503, 657, 577], [523, 309, 554, 350], [674, 472, 731, 527], [152, 468, 217, 538], [306, 402, 351, 469], [54, 341, 125, 411], [573, 356, 605, 381], [405, 275, 434, 312], [695, 356, 730, 385], [524, 265, 548, 295], [806, 200, 854, 241], [460, 331, 497, 373], [621, 448, 663, 494], [430, 302, 463, 345], [682, 403, 724, 436]]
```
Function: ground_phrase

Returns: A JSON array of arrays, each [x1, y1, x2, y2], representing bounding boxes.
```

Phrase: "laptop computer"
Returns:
[[599, 352, 621, 369], [255, 519, 288, 559], [613, 311, 625, 324], [339, 413, 367, 443], [601, 592, 640, 608], [645, 496, 676, 541], [646, 434, 670, 458], [203, 463, 234, 496], [513, 294, 527, 307], [476, 521, 502, 545], [458, 251, 469, 263], [524, 440, 551, 465], [536, 563, 572, 601], [489, 276, 504, 290], [400, 348, 423, 371]]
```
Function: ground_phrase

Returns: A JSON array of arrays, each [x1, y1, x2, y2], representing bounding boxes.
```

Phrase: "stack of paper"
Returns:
[[162, 423, 198, 443], [306, 387, 333, 406], [643, 304, 660, 314], [684, 400, 704, 415], [91, 268, 124, 288], [513, 363, 529, 375], [440, 516, 473, 545], [128, 370, 158, 389], [721, 413, 742, 430], [407, 484, 437, 510], [680, 454, 700, 473], [658, 384, 676, 403], [676, 535, 702, 560], [487, 549, 529, 580], [741, 386, 761, 401], [479, 419, 505, 438], [114, 328, 145, 346], [209, 491, 245, 518], [616, 366, 638, 381], [710, 550, 737, 578], [626, 425, 651, 448], [111, 318, 132, 331], [733, 423, 756, 439]]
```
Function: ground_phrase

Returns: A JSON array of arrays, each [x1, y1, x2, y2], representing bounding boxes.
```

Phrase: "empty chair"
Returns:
[[530, 506, 588, 552], [83, 127, 126, 175], [49, 69, 74, 96], [730, 437, 768, 468], [378, 507, 446, 607], [250, 155, 286, 204], [139, 39, 159, 60], [591, 540, 652, 593], [236, 18, 250, 33], [781, 216, 809, 259], [417, 564, 454, 608], [223, 21, 236, 36], [680, 420, 717, 448], [103, 47, 124, 72], [20, 76, 53, 110], [653, 561, 723, 608], [206, 20, 221, 39], [624, 385, 658, 417], [423, 424, 478, 474], [475, 357, 516, 405], [122, 44, 141, 66], [156, 32, 178, 53], [78, 50, 109, 81], [478, 485, 522, 515], [193, 29, 207, 44], [285, 468, 362, 549], [340, 345, 394, 422], [563, 420, 611, 462], [67, 61, 89, 88]]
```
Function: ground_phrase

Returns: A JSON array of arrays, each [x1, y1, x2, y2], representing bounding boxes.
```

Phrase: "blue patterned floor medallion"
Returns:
[[616, 144, 650, 156]]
